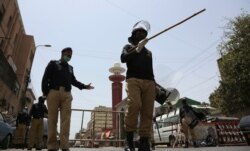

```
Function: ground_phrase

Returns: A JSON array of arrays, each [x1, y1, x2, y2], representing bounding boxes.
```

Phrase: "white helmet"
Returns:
[[128, 20, 150, 43], [131, 20, 150, 34]]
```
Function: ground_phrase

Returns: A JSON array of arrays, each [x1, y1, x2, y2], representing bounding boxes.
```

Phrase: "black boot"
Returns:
[[124, 132, 135, 151], [15, 144, 20, 149], [193, 141, 199, 148], [138, 137, 151, 151], [15, 144, 19, 149], [20, 144, 25, 149]]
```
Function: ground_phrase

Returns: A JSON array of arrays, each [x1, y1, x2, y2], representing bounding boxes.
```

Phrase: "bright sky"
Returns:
[[17, 0, 250, 139]]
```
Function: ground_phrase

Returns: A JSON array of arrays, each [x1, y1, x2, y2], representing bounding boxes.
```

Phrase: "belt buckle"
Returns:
[[59, 86, 65, 91]]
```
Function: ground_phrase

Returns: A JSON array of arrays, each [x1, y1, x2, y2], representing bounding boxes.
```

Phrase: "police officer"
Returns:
[[15, 107, 30, 149], [121, 21, 156, 151], [179, 97, 200, 148], [28, 96, 48, 150], [42, 47, 94, 151]]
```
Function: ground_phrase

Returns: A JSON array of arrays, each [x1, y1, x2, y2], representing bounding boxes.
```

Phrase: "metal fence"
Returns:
[[70, 108, 126, 148]]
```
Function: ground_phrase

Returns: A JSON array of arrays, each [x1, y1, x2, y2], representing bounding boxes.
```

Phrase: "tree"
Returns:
[[209, 12, 250, 117]]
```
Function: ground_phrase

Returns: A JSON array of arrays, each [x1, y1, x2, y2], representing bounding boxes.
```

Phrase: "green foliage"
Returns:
[[210, 12, 250, 116]]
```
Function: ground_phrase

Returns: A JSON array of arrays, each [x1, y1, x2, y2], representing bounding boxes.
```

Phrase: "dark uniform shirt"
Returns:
[[180, 104, 194, 119], [120, 44, 155, 81], [29, 103, 48, 119], [180, 104, 201, 129], [42, 60, 86, 95], [16, 112, 30, 126]]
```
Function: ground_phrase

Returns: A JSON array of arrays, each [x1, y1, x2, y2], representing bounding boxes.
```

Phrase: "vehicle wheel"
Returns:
[[169, 136, 176, 148], [2, 135, 11, 149]]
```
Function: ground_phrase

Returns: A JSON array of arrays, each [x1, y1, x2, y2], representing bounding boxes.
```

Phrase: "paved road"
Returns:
[[5, 146, 250, 151]]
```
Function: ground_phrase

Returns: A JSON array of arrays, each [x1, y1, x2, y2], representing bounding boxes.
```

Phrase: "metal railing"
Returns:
[[70, 108, 126, 148]]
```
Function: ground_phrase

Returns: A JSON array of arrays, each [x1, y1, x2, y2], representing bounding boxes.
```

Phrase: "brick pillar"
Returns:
[[109, 75, 125, 130], [109, 63, 125, 130]]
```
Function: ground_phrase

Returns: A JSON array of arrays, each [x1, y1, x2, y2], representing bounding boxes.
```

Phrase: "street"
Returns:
[[5, 146, 250, 151]]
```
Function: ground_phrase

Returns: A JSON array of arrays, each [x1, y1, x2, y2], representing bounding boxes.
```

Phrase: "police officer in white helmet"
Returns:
[[121, 20, 156, 151]]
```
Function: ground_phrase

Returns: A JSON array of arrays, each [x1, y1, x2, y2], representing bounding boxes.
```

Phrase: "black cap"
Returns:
[[38, 96, 45, 102], [61, 47, 72, 53]]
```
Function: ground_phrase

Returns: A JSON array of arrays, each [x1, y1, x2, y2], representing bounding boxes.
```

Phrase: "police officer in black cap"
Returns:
[[28, 96, 48, 150], [42, 47, 94, 151], [15, 107, 30, 149], [179, 97, 201, 148]]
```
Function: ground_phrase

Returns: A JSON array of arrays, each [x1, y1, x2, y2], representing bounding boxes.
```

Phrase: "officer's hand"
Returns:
[[136, 38, 148, 53], [85, 83, 94, 90]]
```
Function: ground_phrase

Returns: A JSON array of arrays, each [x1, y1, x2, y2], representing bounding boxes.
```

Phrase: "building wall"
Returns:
[[25, 88, 35, 111], [0, 0, 35, 117], [15, 34, 35, 110], [86, 106, 113, 138]]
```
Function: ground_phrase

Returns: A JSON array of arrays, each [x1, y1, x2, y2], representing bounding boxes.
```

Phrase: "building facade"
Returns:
[[86, 106, 113, 139], [0, 0, 36, 117]]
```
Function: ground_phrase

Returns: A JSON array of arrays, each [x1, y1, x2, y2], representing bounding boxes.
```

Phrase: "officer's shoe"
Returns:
[[124, 146, 135, 151], [124, 140, 135, 151], [138, 137, 151, 151], [62, 149, 70, 151], [36, 147, 42, 150], [183, 141, 189, 148], [18, 144, 25, 149], [27, 147, 32, 150], [14, 144, 19, 149], [151, 145, 155, 150], [15, 144, 19, 149], [151, 143, 155, 150], [124, 132, 135, 151], [193, 141, 199, 148]]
